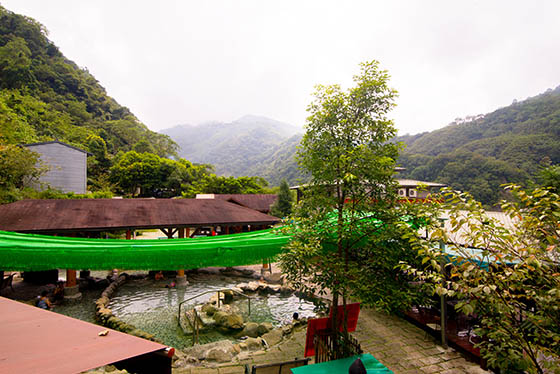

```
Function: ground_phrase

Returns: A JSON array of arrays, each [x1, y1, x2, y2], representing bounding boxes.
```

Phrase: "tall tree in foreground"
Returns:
[[401, 186, 560, 373], [280, 61, 424, 343]]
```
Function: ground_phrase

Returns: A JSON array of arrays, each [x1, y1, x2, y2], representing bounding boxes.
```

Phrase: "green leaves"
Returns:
[[282, 60, 432, 315], [404, 185, 560, 372]]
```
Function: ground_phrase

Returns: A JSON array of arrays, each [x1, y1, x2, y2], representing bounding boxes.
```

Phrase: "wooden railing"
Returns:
[[314, 329, 363, 363]]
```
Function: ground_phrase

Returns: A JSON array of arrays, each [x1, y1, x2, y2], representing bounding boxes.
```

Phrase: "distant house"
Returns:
[[290, 178, 446, 203], [23, 141, 89, 194], [395, 179, 447, 199]]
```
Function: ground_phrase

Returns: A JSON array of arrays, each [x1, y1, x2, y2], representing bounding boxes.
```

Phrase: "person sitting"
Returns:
[[36, 290, 52, 309], [155, 271, 165, 281], [52, 281, 65, 303]]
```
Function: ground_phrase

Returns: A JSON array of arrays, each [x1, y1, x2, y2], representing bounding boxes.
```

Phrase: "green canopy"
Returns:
[[0, 229, 290, 271]]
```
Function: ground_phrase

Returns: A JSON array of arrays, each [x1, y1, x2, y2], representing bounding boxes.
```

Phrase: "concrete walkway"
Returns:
[[175, 307, 488, 374]]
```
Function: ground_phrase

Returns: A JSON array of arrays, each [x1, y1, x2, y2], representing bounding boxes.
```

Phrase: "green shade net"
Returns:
[[0, 229, 291, 271]]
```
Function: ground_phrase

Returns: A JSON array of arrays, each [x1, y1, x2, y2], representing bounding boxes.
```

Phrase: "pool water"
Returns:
[[54, 288, 101, 323], [107, 274, 318, 348]]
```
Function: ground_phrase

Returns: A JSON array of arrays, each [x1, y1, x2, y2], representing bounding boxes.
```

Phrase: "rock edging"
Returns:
[[94, 274, 162, 343]]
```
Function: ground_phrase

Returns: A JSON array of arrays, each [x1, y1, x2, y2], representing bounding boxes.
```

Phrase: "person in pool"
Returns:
[[36, 290, 52, 309], [164, 281, 176, 288]]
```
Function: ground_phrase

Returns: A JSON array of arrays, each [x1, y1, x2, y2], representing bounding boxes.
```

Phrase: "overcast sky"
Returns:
[[3, 1, 560, 135]]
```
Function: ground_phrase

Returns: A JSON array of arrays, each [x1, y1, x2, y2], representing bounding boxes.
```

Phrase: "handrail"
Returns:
[[177, 288, 253, 327]]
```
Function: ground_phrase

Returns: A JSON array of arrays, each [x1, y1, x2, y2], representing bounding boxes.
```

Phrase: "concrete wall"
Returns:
[[25, 143, 87, 194]]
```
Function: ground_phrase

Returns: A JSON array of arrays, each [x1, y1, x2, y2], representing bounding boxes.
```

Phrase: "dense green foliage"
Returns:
[[0, 6, 271, 202], [538, 164, 560, 192], [401, 186, 560, 373], [281, 61, 426, 321], [269, 179, 293, 218], [193, 175, 268, 196], [0, 6, 177, 158], [397, 86, 560, 206], [161, 115, 306, 185]]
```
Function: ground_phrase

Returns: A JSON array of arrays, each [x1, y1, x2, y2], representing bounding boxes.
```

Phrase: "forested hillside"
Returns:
[[160, 115, 305, 183], [0, 6, 176, 156], [397, 86, 560, 206], [0, 6, 271, 202], [247, 133, 305, 185]]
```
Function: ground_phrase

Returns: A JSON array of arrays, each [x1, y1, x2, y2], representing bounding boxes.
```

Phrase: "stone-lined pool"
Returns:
[[104, 274, 318, 348]]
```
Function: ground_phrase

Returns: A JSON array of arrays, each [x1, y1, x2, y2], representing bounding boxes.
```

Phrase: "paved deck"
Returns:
[[173, 307, 488, 374]]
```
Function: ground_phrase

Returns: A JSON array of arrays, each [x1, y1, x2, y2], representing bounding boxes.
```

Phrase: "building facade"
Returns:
[[24, 141, 88, 194]]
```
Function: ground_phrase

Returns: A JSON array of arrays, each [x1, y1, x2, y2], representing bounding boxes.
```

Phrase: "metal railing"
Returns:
[[314, 329, 363, 363], [177, 288, 253, 345]]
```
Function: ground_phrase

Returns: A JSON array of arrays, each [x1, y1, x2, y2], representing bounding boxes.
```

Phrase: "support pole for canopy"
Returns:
[[439, 219, 448, 349], [176, 227, 188, 287], [64, 269, 82, 301]]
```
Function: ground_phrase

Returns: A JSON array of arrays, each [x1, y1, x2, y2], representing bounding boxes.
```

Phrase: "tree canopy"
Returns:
[[401, 186, 560, 373], [280, 61, 425, 328]]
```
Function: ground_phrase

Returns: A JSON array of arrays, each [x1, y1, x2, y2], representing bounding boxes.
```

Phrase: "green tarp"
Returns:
[[0, 229, 290, 271]]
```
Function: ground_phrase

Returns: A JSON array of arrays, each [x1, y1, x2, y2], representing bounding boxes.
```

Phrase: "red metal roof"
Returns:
[[0, 297, 167, 374], [0, 198, 280, 233]]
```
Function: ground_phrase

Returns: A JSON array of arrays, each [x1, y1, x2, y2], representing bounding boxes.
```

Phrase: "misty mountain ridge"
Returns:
[[162, 85, 560, 206], [160, 115, 303, 180]]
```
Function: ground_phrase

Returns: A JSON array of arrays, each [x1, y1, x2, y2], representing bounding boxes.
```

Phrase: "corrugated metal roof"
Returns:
[[212, 194, 278, 213], [0, 198, 280, 233], [421, 210, 518, 247], [23, 140, 92, 155], [0, 297, 167, 374], [395, 179, 447, 188]]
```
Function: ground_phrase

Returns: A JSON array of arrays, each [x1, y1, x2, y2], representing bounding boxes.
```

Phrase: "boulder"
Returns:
[[281, 324, 294, 335], [279, 286, 293, 295], [213, 311, 244, 330], [244, 337, 265, 351], [266, 284, 281, 293], [181, 340, 235, 361], [257, 322, 273, 336], [239, 322, 260, 338], [201, 303, 217, 316], [241, 281, 260, 293], [261, 329, 283, 347], [264, 272, 285, 285], [206, 347, 234, 362]]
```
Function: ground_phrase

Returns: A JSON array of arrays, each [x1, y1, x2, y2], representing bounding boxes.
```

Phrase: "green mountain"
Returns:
[[247, 133, 305, 185], [0, 6, 176, 157], [160, 115, 305, 183], [397, 86, 560, 206], [162, 86, 560, 202]]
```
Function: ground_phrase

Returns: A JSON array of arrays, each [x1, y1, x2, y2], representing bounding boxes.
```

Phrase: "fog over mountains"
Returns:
[[160, 115, 305, 184], [162, 86, 560, 206]]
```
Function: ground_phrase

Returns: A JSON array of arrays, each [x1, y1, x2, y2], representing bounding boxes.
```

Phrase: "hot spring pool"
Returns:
[[106, 274, 318, 348]]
